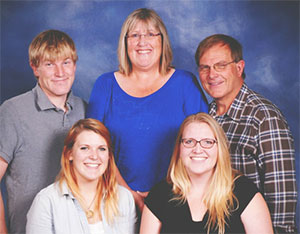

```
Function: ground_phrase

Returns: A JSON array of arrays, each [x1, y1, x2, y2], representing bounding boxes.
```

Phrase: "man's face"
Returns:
[[198, 44, 244, 105], [31, 57, 76, 100]]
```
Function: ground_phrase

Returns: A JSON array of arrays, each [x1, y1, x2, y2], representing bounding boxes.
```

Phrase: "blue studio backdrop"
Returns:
[[1, 0, 299, 229]]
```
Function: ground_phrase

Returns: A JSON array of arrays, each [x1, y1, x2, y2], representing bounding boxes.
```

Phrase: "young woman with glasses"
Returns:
[[140, 113, 273, 234]]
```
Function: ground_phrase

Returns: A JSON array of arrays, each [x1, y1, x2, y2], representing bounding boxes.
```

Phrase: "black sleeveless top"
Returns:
[[145, 175, 259, 233]]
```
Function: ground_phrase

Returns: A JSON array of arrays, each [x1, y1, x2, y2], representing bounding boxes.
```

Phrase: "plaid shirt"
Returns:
[[210, 83, 297, 233]]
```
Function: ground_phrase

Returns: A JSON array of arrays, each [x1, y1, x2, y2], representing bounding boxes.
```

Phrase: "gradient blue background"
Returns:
[[1, 0, 299, 230]]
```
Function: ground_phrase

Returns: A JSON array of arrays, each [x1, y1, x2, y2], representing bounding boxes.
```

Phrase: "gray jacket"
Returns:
[[26, 181, 136, 234]]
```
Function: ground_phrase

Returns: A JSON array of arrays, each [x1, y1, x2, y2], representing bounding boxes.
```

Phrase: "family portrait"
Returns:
[[1, 1, 299, 233]]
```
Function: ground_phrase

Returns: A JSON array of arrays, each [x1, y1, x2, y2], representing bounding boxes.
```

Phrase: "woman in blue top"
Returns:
[[87, 8, 208, 211]]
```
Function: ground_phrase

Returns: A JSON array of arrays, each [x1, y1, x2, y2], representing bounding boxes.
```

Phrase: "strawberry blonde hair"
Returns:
[[57, 118, 119, 224]]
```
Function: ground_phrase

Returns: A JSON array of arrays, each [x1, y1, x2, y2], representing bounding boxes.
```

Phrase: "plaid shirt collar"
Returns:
[[209, 83, 249, 122]]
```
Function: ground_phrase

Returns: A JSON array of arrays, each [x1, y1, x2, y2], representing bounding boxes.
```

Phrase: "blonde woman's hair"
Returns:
[[57, 118, 119, 224], [167, 113, 239, 234], [29, 29, 78, 68], [118, 8, 173, 76]]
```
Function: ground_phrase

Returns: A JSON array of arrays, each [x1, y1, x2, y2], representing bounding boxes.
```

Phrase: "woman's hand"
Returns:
[[131, 191, 149, 212], [114, 166, 150, 211]]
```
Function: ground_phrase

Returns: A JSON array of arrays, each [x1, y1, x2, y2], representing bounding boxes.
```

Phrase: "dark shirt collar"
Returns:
[[209, 83, 249, 122]]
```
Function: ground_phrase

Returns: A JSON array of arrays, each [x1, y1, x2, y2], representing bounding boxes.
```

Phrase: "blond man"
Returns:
[[0, 30, 86, 233]]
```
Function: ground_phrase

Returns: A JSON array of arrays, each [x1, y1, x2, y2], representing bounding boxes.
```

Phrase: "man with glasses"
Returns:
[[195, 34, 297, 233]]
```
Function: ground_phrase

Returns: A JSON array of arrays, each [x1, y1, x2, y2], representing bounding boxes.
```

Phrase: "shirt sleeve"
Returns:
[[118, 186, 137, 234], [257, 114, 297, 233], [144, 180, 170, 222], [86, 73, 112, 121], [26, 191, 54, 234], [0, 101, 21, 163], [181, 71, 208, 115], [234, 175, 259, 215]]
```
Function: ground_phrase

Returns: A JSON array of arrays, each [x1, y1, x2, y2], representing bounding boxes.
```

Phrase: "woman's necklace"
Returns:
[[85, 194, 97, 219]]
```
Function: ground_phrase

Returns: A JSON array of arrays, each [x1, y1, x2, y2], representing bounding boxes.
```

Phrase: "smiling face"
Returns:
[[180, 122, 218, 179], [69, 130, 109, 186], [31, 57, 76, 102], [126, 21, 162, 72], [198, 44, 244, 106]]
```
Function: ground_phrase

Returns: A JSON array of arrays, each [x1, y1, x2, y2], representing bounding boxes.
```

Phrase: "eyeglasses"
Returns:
[[181, 138, 217, 149], [126, 32, 161, 42], [198, 60, 236, 74]]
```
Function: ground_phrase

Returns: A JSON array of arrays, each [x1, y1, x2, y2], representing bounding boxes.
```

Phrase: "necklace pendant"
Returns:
[[86, 210, 94, 219]]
